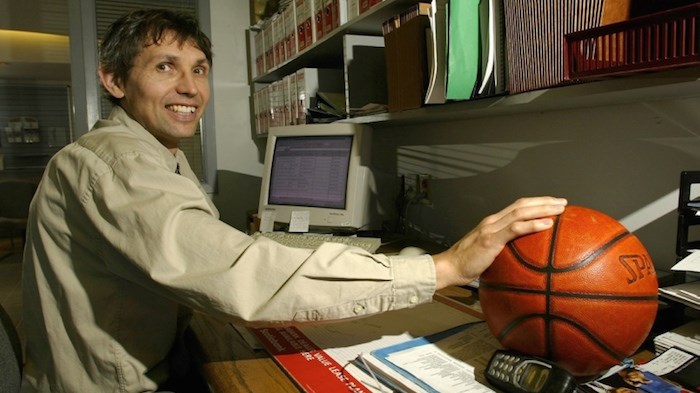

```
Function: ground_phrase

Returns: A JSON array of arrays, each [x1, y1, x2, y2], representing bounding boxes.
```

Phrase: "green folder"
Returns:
[[446, 0, 481, 100]]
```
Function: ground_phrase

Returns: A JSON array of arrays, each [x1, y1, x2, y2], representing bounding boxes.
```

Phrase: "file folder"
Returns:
[[445, 0, 481, 100]]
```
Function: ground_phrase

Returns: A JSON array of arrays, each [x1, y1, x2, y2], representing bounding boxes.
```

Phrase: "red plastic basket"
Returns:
[[564, 3, 700, 80]]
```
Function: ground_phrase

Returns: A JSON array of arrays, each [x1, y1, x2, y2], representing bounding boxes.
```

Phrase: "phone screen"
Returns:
[[518, 362, 551, 392]]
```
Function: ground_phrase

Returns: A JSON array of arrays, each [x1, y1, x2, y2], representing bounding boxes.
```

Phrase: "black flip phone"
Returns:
[[485, 350, 578, 393]]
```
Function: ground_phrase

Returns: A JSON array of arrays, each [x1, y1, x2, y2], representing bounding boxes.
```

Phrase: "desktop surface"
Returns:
[[187, 285, 480, 393]]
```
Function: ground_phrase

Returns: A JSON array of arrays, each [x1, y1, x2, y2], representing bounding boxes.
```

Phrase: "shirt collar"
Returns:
[[107, 106, 182, 174]]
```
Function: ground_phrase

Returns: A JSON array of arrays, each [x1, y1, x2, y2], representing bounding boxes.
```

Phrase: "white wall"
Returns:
[[370, 96, 700, 272], [209, 0, 264, 178]]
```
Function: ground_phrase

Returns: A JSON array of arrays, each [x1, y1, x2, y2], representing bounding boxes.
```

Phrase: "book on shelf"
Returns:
[[580, 347, 700, 393], [314, 0, 325, 42], [295, 0, 314, 51], [283, 3, 298, 60]]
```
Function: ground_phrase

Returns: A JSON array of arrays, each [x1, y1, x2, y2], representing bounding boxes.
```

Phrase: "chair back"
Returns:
[[0, 180, 38, 220], [0, 303, 22, 393]]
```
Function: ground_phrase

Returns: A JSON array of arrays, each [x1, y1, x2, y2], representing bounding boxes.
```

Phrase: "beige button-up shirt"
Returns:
[[21, 107, 436, 392]]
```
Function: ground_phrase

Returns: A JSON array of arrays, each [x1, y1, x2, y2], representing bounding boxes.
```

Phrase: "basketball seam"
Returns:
[[507, 231, 631, 273], [497, 314, 627, 363], [478, 284, 658, 302]]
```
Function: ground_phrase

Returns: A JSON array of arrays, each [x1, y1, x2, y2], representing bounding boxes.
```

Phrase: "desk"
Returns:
[[188, 286, 481, 393]]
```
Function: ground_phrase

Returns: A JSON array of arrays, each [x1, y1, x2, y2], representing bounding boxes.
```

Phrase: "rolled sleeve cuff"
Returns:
[[389, 254, 436, 308]]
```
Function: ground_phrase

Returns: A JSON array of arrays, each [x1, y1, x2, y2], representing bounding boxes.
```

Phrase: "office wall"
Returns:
[[208, 0, 265, 230], [369, 96, 700, 273]]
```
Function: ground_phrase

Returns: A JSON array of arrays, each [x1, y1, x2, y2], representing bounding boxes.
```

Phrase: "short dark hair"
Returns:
[[99, 9, 213, 106]]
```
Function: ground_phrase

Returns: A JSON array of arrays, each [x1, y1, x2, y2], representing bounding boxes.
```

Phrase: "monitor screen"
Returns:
[[268, 135, 352, 209], [258, 123, 379, 232]]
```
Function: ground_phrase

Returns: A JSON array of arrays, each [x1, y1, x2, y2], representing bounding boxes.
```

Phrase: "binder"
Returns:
[[424, 0, 448, 105], [445, 0, 481, 100], [383, 5, 431, 112], [474, 0, 506, 98], [503, 0, 609, 94], [343, 35, 387, 115]]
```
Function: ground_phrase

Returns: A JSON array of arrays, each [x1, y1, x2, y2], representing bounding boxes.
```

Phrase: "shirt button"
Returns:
[[353, 304, 365, 314], [409, 296, 419, 304]]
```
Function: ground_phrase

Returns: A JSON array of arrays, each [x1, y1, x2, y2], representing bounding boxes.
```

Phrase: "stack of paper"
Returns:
[[659, 250, 700, 309], [658, 281, 700, 309], [653, 320, 700, 356]]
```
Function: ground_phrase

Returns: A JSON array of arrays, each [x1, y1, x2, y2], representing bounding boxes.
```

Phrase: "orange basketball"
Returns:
[[479, 205, 658, 376]]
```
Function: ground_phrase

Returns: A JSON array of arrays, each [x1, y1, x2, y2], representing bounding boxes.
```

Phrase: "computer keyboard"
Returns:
[[252, 232, 382, 253]]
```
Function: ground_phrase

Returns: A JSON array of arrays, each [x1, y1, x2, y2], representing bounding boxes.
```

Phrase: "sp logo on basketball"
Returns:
[[619, 254, 655, 284]]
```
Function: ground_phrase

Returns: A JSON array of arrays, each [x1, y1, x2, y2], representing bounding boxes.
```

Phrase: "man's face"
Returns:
[[106, 32, 210, 151]]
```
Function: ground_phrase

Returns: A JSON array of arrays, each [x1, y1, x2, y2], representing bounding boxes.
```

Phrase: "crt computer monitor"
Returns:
[[258, 123, 377, 232]]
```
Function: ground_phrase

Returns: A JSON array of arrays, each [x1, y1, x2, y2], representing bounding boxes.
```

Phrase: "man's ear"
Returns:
[[98, 67, 126, 100]]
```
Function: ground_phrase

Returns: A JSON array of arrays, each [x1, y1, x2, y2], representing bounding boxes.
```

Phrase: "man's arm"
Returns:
[[432, 196, 568, 289]]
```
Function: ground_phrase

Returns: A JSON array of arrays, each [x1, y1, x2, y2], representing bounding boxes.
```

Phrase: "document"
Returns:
[[658, 280, 700, 310], [671, 250, 700, 273], [355, 322, 499, 393], [653, 319, 700, 356]]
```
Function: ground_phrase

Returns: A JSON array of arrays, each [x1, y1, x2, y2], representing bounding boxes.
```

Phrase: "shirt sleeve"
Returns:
[[87, 151, 437, 324]]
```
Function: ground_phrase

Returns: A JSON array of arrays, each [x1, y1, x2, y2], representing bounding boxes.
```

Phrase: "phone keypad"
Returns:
[[488, 352, 520, 382]]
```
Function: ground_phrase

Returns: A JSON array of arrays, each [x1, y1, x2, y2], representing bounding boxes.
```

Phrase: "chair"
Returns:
[[0, 302, 22, 392], [0, 180, 38, 260]]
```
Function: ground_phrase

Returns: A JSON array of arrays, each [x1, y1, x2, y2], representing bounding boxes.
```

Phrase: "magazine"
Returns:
[[582, 348, 699, 393]]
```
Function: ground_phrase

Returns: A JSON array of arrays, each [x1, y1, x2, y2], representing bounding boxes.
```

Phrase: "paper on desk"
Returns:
[[671, 250, 700, 273], [379, 323, 497, 393], [252, 295, 484, 393]]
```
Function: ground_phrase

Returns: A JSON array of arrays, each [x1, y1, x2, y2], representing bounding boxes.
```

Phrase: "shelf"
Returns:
[[251, 0, 418, 83], [249, 0, 700, 131], [340, 66, 700, 127]]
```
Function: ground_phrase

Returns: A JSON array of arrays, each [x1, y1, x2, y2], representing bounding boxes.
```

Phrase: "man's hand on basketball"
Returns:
[[432, 196, 568, 289]]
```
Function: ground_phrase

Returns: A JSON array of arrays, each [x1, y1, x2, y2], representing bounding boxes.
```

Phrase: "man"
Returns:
[[21, 8, 568, 393]]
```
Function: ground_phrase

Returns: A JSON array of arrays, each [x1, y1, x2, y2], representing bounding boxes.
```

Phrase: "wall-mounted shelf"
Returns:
[[248, 0, 700, 132], [342, 66, 700, 127], [251, 0, 417, 83]]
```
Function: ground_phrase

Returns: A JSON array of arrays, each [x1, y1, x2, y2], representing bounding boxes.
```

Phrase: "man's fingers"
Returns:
[[487, 197, 567, 237]]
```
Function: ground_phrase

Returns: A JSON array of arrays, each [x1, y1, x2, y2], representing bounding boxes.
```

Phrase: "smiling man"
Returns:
[[20, 8, 567, 393]]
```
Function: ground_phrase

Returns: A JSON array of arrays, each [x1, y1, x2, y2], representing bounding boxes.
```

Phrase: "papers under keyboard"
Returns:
[[252, 232, 381, 253]]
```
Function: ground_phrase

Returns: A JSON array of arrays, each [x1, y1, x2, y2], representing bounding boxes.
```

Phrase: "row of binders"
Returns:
[[253, 68, 346, 135], [384, 0, 697, 111], [383, 0, 507, 112], [253, 0, 698, 126], [383, 0, 646, 112], [253, 0, 387, 77]]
